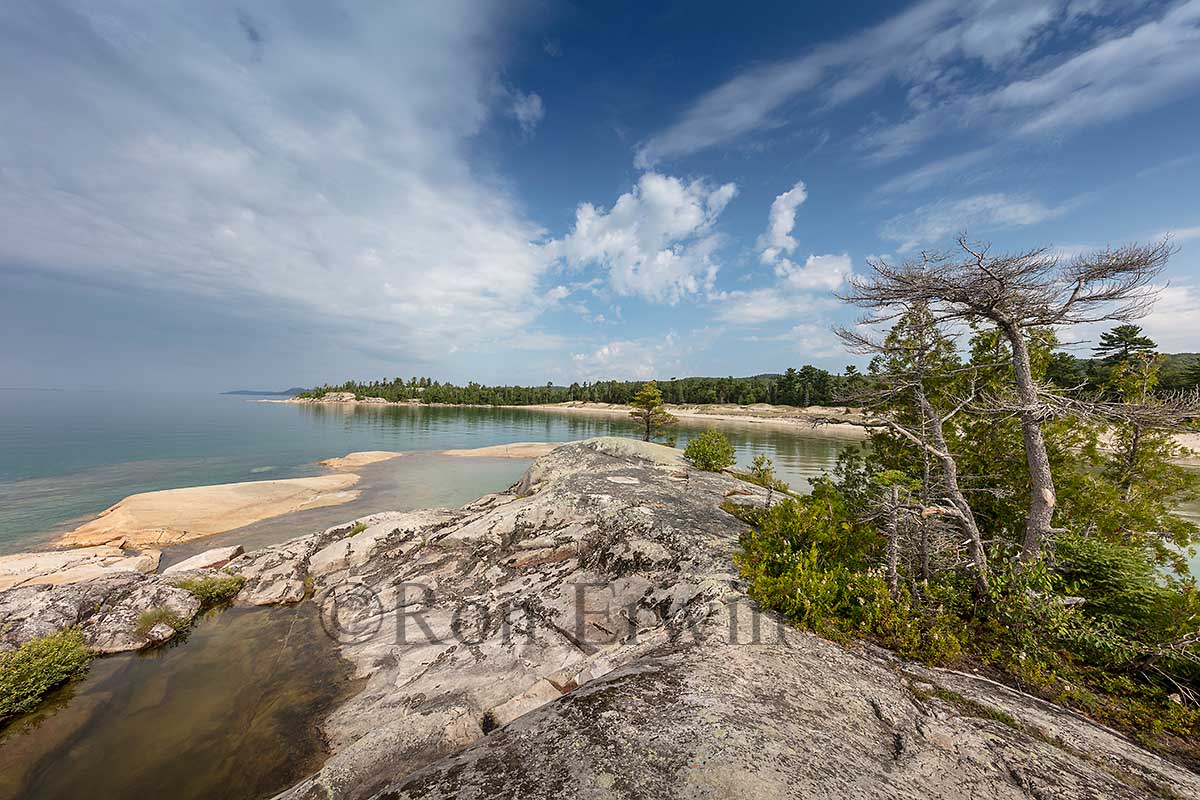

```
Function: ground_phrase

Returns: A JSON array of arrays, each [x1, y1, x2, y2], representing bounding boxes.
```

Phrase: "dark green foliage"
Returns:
[[0, 628, 92, 720], [737, 316, 1200, 757], [170, 574, 247, 608], [683, 430, 736, 471], [295, 365, 854, 407], [1095, 324, 1157, 364]]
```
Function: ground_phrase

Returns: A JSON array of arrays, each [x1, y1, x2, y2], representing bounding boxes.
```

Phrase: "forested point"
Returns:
[[296, 349, 1200, 408]]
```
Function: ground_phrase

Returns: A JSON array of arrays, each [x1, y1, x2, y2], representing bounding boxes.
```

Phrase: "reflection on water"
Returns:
[[0, 604, 357, 800]]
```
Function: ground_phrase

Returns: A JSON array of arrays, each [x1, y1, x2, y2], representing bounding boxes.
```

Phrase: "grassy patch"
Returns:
[[912, 684, 1023, 731], [347, 521, 368, 536], [170, 574, 246, 608], [0, 628, 93, 720], [134, 607, 189, 638]]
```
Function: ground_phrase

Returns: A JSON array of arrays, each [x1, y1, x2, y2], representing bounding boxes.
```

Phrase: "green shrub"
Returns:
[[134, 607, 189, 637], [684, 430, 736, 472], [0, 628, 93, 720], [170, 574, 246, 608]]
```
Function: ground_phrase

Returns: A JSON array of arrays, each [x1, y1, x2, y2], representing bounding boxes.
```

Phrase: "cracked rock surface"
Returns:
[[266, 438, 1198, 800]]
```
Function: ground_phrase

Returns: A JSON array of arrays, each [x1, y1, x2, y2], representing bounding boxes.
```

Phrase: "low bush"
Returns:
[[134, 607, 190, 637], [0, 627, 93, 720], [170, 574, 246, 608], [684, 430, 736, 472]]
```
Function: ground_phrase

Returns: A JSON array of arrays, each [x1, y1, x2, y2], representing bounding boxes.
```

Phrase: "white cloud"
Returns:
[[875, 147, 995, 195], [0, 1, 556, 358], [637, 0, 1198, 179], [714, 288, 839, 325], [635, 0, 1103, 166], [568, 331, 712, 381], [548, 172, 738, 303], [988, 1, 1200, 137], [775, 253, 854, 291], [745, 323, 847, 358], [721, 182, 850, 326], [509, 90, 545, 136], [881, 193, 1067, 251], [1137, 283, 1200, 352], [757, 182, 808, 264]]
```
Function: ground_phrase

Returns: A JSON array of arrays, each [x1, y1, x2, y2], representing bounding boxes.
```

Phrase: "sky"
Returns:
[[2, 0, 1199, 391]]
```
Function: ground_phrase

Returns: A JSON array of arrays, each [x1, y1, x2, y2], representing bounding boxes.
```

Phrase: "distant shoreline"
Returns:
[[264, 396, 872, 440]]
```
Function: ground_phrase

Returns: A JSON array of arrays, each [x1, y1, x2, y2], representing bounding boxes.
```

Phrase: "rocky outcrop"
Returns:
[[261, 438, 1199, 800], [2, 438, 1195, 798], [161, 545, 244, 575], [0, 570, 199, 653], [0, 544, 159, 591]]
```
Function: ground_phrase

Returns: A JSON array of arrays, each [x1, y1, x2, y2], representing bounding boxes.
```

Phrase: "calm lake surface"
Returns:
[[0, 388, 865, 799], [0, 388, 862, 554]]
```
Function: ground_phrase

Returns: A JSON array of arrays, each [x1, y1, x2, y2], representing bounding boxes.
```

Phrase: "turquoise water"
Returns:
[[0, 389, 861, 554]]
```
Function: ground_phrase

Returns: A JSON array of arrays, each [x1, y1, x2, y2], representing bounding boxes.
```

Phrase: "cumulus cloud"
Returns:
[[0, 1, 556, 358], [757, 182, 808, 264], [509, 89, 545, 135], [548, 172, 738, 303], [881, 193, 1067, 251]]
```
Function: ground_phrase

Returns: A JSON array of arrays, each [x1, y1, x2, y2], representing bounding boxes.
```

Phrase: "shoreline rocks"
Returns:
[[3, 438, 1196, 799]]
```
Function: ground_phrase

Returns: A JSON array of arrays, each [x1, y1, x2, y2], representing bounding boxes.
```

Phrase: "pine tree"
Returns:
[[628, 381, 676, 442]]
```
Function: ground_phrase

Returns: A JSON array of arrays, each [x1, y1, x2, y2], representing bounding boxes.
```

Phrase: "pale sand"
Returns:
[[440, 442, 566, 458], [53, 450, 407, 549], [318, 450, 405, 470], [56, 474, 362, 549], [512, 402, 871, 440]]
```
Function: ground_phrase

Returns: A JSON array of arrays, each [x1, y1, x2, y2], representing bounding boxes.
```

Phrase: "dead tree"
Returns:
[[842, 238, 1171, 563], [831, 307, 991, 597]]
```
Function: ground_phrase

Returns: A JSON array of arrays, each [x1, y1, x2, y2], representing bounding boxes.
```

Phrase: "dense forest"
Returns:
[[299, 340, 1199, 408], [296, 364, 863, 406]]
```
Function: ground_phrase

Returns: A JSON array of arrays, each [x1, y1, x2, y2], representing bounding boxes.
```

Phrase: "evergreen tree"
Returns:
[[1094, 324, 1157, 364], [628, 381, 676, 442]]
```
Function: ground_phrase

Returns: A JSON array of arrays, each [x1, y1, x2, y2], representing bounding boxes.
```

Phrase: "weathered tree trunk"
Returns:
[[1004, 327, 1056, 563], [917, 404, 932, 583], [916, 391, 990, 597], [885, 485, 900, 601]]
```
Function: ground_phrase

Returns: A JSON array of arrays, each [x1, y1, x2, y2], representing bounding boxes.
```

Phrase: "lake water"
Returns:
[[0, 389, 861, 554], [0, 389, 864, 799]]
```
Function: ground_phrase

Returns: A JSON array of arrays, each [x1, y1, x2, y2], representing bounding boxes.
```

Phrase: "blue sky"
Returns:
[[2, 0, 1199, 391]]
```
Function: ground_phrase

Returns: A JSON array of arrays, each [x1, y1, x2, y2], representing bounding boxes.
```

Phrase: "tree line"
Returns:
[[296, 365, 862, 407]]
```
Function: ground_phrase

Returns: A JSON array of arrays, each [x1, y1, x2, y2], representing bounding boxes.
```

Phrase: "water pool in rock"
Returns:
[[0, 602, 358, 800]]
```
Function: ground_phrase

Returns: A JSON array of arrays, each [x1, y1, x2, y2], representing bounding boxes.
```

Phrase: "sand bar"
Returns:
[[52, 450, 407, 549], [440, 442, 565, 458], [318, 450, 405, 470]]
